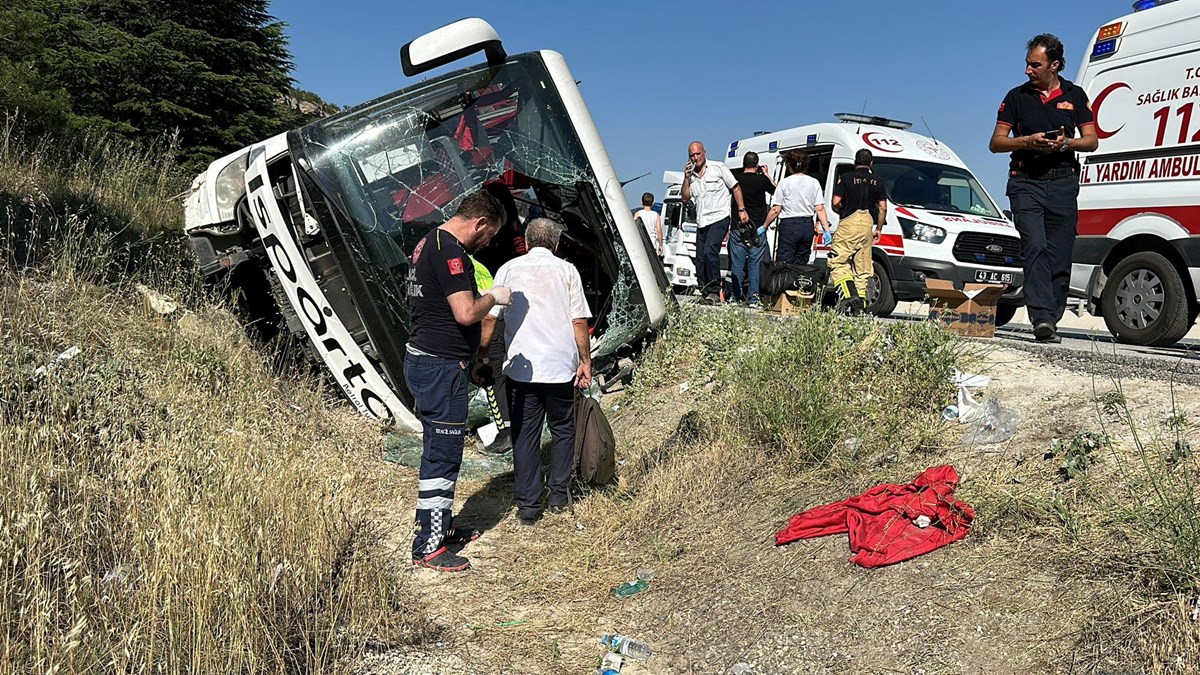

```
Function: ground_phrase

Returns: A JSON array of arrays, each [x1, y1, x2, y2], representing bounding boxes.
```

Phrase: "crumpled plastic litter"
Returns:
[[958, 398, 1020, 446]]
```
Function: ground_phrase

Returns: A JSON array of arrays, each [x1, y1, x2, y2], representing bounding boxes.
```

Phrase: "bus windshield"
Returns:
[[872, 158, 1002, 219], [296, 53, 594, 259]]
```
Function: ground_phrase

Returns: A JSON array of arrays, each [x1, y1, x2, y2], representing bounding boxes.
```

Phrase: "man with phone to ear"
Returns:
[[989, 33, 1098, 344], [681, 141, 747, 304]]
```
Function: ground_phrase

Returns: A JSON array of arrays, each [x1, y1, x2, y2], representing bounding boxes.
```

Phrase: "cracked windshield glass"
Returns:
[[295, 54, 647, 358]]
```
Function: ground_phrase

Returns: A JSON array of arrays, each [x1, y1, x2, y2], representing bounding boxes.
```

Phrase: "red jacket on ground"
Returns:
[[774, 465, 974, 568]]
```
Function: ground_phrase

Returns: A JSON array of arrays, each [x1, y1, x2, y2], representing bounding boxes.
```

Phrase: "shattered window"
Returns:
[[293, 54, 652, 368]]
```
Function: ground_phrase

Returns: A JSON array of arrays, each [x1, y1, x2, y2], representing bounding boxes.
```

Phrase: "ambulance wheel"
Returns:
[[866, 260, 896, 317], [1100, 251, 1191, 347], [995, 304, 1018, 327]]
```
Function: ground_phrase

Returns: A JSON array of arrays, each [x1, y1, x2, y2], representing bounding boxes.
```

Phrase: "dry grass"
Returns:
[[0, 121, 424, 673]]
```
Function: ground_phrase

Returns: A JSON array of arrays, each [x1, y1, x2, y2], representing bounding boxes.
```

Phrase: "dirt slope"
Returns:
[[354, 342, 1200, 674]]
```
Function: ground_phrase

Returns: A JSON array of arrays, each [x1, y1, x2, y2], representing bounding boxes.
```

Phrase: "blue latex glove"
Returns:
[[822, 230, 833, 246], [756, 225, 766, 236]]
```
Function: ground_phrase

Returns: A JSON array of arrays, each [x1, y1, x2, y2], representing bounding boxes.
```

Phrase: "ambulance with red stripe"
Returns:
[[1071, 0, 1200, 346], [726, 114, 1024, 320]]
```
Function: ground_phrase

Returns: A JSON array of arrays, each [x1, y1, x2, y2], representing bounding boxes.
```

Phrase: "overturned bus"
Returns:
[[182, 19, 672, 432]]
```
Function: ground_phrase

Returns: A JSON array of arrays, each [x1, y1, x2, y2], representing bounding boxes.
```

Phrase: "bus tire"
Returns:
[[1100, 251, 1191, 347], [866, 260, 897, 317]]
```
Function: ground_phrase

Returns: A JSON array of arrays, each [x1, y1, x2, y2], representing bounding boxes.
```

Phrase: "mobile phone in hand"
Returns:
[[1043, 129, 1062, 140]]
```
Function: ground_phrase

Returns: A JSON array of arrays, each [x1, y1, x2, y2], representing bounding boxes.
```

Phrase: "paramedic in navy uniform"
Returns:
[[989, 33, 1098, 343], [405, 190, 510, 573]]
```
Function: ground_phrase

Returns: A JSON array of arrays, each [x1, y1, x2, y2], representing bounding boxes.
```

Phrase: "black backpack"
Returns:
[[574, 394, 616, 486], [762, 263, 826, 297]]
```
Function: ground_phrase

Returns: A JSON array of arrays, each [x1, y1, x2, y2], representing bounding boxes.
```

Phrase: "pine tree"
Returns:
[[1, 0, 315, 170], [0, 0, 75, 135]]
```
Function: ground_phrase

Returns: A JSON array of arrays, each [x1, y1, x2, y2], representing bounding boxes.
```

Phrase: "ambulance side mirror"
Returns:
[[1003, 209, 1013, 221]]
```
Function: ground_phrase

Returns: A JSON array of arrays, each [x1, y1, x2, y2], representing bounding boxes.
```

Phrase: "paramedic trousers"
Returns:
[[828, 210, 874, 301], [483, 318, 510, 435], [404, 351, 469, 558], [728, 228, 764, 303], [508, 379, 575, 518], [776, 216, 815, 265], [1006, 174, 1079, 326], [696, 216, 730, 297]]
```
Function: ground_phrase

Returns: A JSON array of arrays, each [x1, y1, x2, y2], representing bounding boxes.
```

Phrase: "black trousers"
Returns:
[[776, 216, 815, 265], [1006, 175, 1079, 325], [508, 379, 575, 518], [696, 216, 730, 297]]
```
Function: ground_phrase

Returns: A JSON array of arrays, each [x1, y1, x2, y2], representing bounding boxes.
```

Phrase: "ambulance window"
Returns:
[[805, 149, 833, 187]]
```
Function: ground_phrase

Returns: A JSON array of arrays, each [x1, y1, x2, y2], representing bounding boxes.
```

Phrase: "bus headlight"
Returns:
[[213, 152, 250, 223], [898, 217, 947, 244]]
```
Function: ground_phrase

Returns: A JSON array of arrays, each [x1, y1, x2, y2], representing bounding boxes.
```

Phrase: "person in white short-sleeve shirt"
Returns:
[[476, 218, 592, 522], [763, 149, 830, 265], [681, 141, 747, 302]]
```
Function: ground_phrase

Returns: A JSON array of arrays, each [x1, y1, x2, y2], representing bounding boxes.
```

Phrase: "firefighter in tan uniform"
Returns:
[[829, 149, 888, 315]]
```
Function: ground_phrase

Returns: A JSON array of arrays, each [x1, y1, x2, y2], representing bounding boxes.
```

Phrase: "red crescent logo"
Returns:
[[863, 132, 903, 153], [1093, 82, 1130, 140]]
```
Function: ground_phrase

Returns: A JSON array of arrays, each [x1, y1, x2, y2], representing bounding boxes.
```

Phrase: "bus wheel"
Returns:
[[866, 260, 897, 317], [995, 304, 1018, 327], [1100, 251, 1191, 347]]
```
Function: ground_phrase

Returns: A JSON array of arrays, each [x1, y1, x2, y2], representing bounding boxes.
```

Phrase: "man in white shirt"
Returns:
[[476, 218, 593, 524], [762, 149, 830, 265], [681, 141, 748, 303], [634, 192, 663, 256]]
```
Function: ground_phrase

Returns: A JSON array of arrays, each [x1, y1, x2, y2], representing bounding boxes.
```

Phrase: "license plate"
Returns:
[[974, 269, 1013, 284]]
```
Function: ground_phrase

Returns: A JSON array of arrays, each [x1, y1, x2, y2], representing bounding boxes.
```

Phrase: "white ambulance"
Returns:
[[1070, 0, 1200, 346], [725, 114, 1024, 319]]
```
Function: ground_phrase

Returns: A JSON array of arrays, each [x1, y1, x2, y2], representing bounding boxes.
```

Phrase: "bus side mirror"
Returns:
[[401, 18, 507, 77]]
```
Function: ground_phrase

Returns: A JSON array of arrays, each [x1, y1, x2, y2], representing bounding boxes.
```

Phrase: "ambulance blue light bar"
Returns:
[[1091, 38, 1119, 60], [1132, 0, 1178, 10]]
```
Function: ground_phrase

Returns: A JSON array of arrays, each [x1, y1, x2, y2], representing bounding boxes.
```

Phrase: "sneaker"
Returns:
[[444, 522, 482, 545], [547, 500, 569, 515], [412, 546, 471, 572]]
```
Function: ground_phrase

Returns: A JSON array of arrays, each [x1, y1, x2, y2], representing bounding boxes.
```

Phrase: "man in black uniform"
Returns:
[[830, 149, 888, 315], [405, 190, 510, 572], [990, 33, 1098, 343], [729, 151, 775, 304]]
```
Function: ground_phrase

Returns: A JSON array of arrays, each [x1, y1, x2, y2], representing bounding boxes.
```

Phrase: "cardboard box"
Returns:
[[924, 279, 1007, 337], [767, 290, 813, 316]]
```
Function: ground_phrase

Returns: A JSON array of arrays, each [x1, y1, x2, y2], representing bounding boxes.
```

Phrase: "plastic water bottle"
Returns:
[[601, 634, 653, 660], [595, 652, 623, 674]]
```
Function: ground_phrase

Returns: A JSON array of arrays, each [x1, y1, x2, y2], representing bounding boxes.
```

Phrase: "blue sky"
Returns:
[[275, 0, 1138, 209]]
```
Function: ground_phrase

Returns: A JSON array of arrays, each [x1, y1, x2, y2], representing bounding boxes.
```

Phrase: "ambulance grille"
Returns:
[[952, 232, 1022, 267]]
